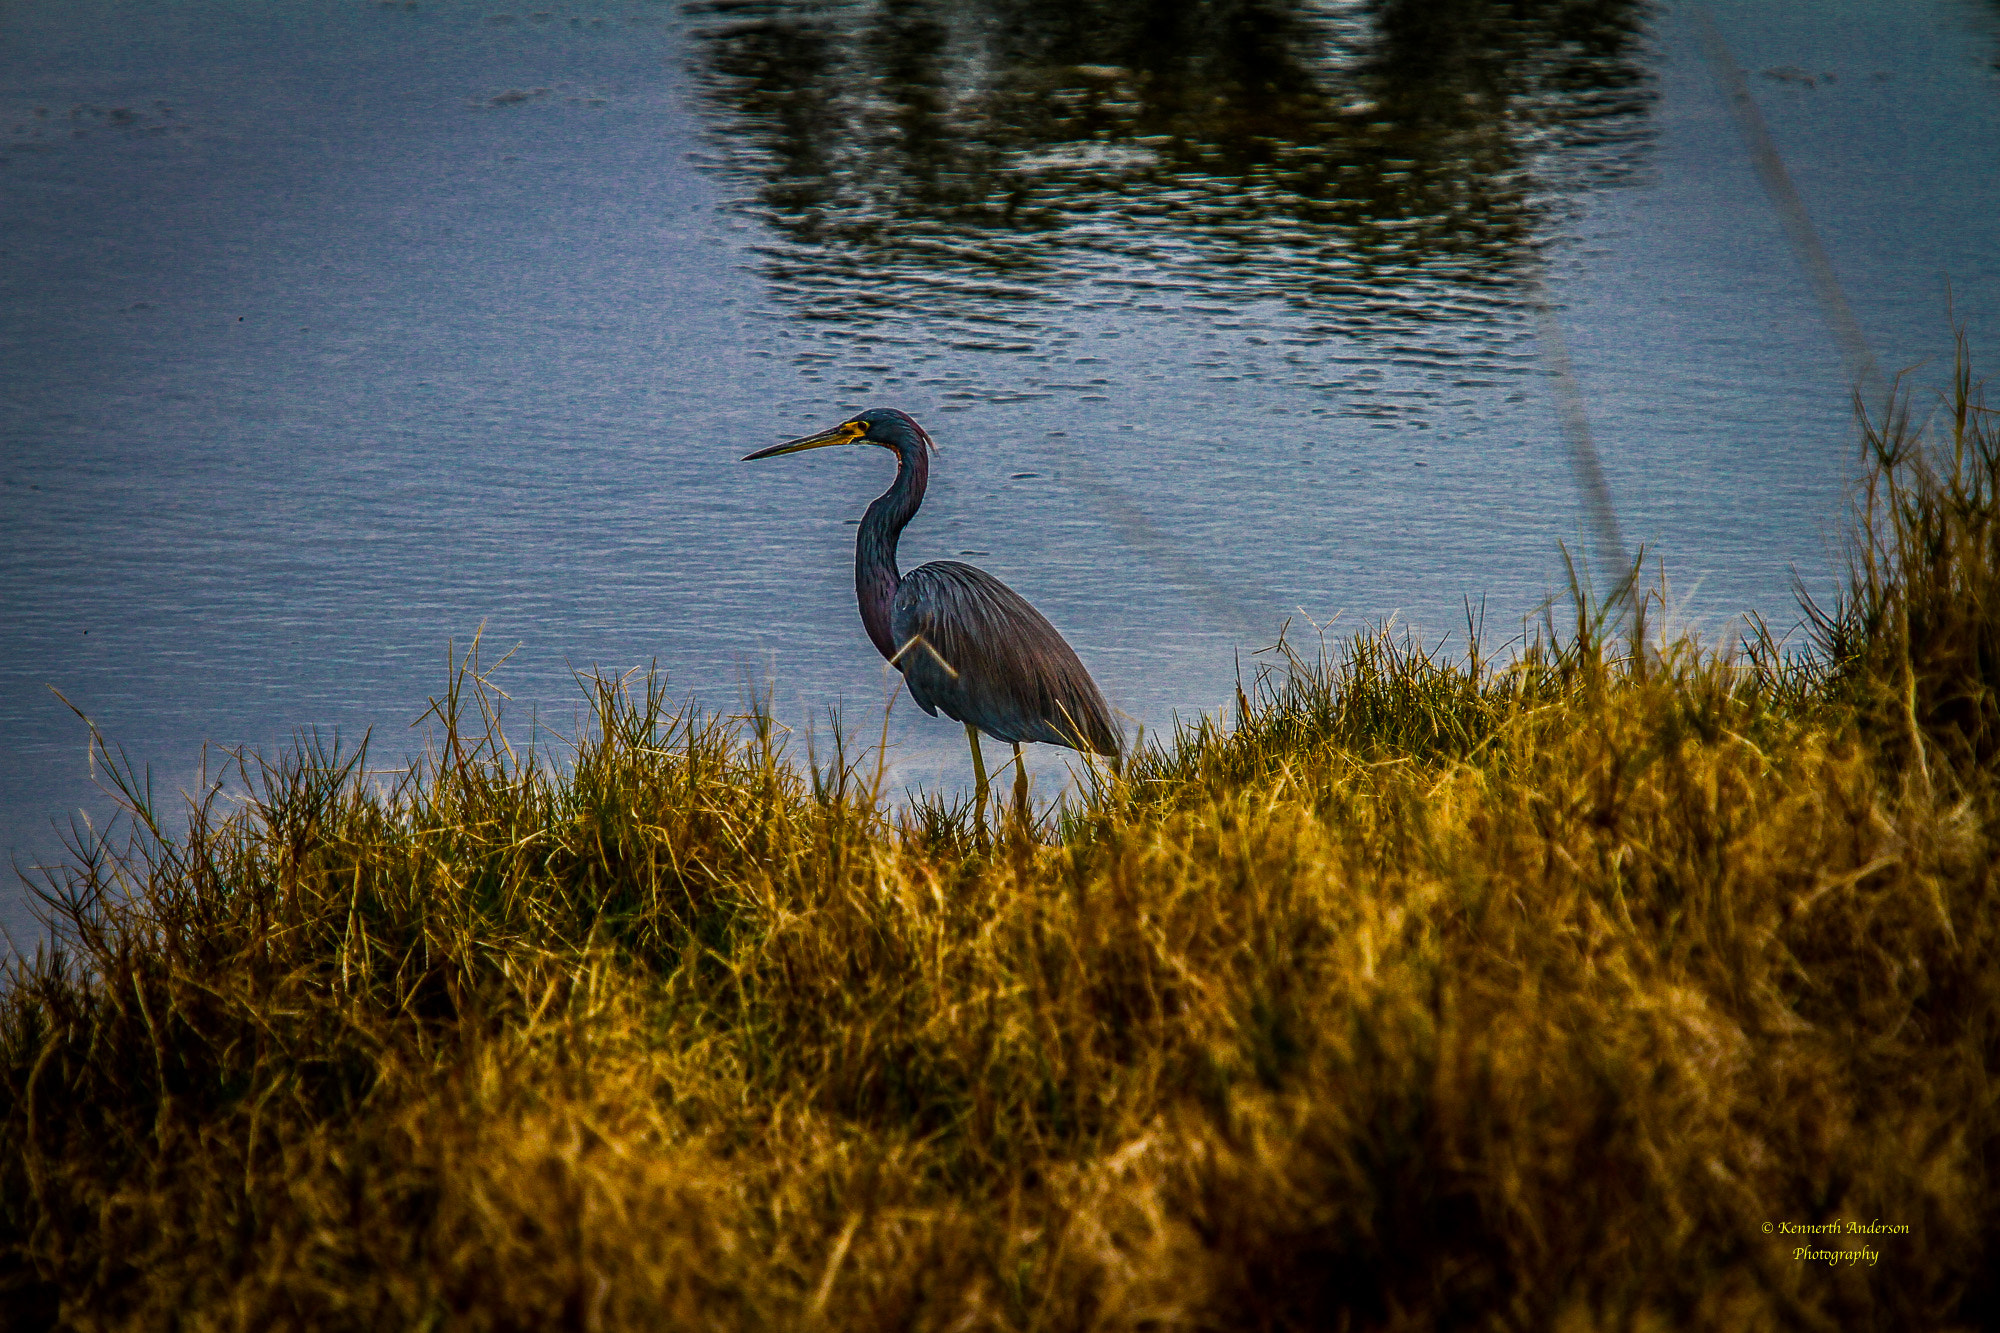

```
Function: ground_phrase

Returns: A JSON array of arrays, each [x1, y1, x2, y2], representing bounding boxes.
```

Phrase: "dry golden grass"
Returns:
[[4, 350, 1998, 1330]]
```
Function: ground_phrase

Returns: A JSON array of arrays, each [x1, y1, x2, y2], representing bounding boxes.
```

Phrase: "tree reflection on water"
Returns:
[[688, 0, 1654, 342]]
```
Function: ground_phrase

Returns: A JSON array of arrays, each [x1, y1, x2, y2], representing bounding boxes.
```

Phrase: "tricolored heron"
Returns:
[[744, 408, 1120, 829]]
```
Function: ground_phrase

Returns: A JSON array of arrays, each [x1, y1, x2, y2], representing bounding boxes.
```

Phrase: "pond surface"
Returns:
[[4, 0, 1999, 945]]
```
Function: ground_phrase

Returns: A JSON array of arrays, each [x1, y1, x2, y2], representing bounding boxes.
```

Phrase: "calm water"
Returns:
[[4, 0, 1998, 946]]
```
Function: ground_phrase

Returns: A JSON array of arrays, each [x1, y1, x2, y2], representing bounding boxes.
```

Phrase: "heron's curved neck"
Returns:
[[855, 442, 928, 661]]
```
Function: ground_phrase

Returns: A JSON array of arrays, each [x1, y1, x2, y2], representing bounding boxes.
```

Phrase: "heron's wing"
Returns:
[[891, 561, 1120, 756]]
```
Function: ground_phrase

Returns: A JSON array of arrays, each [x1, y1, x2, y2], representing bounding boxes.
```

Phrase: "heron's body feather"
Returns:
[[892, 560, 1119, 755]]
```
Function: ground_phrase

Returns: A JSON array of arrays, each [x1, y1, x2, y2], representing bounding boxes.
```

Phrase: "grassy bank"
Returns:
[[4, 347, 1998, 1331]]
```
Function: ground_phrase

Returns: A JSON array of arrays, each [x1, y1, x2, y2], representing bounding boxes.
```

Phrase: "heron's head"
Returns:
[[742, 407, 936, 462]]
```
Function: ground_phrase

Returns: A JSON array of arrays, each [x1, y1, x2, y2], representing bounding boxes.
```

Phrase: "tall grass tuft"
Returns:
[[5, 355, 2000, 1329], [1809, 324, 2000, 775]]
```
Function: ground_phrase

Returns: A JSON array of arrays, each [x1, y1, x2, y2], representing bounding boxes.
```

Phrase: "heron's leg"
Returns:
[[1011, 742, 1029, 829], [965, 723, 990, 837]]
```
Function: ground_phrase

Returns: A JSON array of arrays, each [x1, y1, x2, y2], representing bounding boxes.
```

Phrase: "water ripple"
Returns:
[[686, 0, 1657, 380]]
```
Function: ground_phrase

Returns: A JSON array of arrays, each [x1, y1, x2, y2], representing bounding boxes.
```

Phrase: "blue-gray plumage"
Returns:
[[892, 560, 1118, 752], [744, 407, 1119, 826]]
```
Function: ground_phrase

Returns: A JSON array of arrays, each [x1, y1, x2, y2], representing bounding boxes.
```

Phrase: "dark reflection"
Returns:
[[688, 0, 1654, 340]]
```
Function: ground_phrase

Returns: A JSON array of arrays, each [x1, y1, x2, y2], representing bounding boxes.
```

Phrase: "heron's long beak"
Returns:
[[742, 420, 866, 461]]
